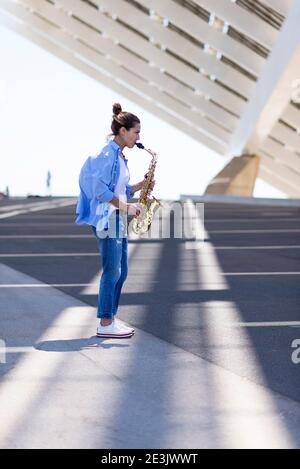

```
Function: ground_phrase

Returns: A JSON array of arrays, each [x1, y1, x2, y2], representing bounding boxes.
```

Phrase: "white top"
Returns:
[[108, 155, 130, 216]]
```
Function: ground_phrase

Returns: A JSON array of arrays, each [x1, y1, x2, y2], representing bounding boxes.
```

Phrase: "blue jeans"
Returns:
[[92, 218, 128, 319]]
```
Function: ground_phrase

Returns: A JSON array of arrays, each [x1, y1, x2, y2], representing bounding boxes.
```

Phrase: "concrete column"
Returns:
[[204, 154, 260, 196]]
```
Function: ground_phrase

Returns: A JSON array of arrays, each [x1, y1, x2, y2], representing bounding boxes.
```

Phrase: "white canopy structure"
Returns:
[[1, 0, 300, 196]]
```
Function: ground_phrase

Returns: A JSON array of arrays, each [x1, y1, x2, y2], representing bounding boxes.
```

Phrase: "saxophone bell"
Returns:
[[131, 142, 160, 235]]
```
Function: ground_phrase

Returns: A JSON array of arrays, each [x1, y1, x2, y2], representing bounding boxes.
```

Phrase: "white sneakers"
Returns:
[[114, 318, 135, 333], [96, 319, 134, 338]]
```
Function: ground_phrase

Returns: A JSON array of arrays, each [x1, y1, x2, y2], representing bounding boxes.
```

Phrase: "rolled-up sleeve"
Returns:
[[95, 168, 114, 203]]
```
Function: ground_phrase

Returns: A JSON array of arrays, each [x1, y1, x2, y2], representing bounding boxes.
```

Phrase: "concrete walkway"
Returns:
[[1, 263, 300, 449]]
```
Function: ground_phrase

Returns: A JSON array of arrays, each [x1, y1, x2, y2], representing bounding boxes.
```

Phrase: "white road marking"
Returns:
[[0, 235, 93, 238], [224, 271, 300, 276], [203, 218, 300, 222], [209, 229, 300, 233], [232, 321, 300, 327], [0, 284, 98, 288], [0, 253, 99, 257], [0, 199, 76, 219], [186, 244, 300, 250]]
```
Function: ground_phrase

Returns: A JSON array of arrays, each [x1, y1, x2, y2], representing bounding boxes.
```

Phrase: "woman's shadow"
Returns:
[[35, 337, 132, 352]]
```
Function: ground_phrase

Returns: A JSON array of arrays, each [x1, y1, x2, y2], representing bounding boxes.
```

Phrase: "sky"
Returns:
[[0, 24, 285, 201]]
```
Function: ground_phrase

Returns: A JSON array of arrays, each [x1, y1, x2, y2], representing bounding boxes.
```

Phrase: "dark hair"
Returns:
[[111, 102, 140, 135]]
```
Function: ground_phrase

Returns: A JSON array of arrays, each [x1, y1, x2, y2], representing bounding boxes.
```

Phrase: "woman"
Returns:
[[75, 103, 150, 338]]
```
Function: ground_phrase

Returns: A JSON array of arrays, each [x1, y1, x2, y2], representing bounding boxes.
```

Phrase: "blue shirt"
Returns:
[[75, 140, 134, 231]]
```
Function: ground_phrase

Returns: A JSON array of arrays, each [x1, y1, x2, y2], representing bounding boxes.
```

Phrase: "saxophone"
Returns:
[[131, 142, 161, 235]]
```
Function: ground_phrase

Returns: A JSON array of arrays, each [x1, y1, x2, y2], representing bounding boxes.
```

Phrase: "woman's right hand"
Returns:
[[127, 203, 141, 217]]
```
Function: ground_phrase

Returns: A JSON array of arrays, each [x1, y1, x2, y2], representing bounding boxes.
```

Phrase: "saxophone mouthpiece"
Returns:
[[135, 142, 144, 149]]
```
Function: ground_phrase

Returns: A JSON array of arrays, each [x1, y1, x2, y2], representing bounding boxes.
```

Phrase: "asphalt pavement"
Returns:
[[0, 196, 300, 448]]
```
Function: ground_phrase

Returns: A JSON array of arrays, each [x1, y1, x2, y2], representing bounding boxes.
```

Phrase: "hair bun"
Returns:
[[112, 102, 122, 116]]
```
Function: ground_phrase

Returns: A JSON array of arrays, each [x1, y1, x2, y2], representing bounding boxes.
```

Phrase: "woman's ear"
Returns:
[[119, 126, 126, 138]]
